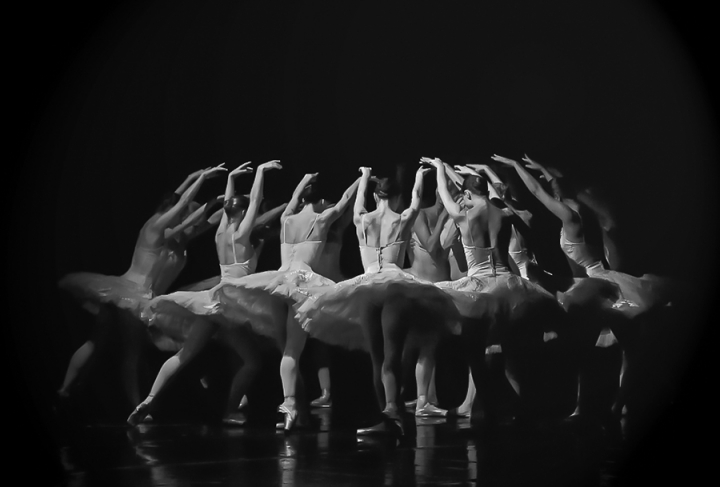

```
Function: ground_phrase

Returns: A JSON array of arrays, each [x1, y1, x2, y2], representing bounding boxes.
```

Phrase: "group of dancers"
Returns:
[[56, 153, 687, 438]]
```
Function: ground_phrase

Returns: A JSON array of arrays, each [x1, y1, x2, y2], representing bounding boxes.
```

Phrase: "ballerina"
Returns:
[[127, 161, 282, 426], [421, 157, 565, 424], [57, 164, 227, 405], [492, 153, 685, 427], [306, 201, 355, 409], [296, 167, 462, 437], [212, 171, 361, 431], [402, 180, 463, 418]]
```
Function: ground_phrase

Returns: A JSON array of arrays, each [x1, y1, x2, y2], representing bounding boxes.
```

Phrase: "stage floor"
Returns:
[[51, 408, 639, 487]]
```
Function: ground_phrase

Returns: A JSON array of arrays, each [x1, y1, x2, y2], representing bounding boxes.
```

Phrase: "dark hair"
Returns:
[[155, 191, 180, 214], [370, 176, 401, 200], [462, 175, 489, 197], [224, 195, 250, 219], [300, 183, 322, 205]]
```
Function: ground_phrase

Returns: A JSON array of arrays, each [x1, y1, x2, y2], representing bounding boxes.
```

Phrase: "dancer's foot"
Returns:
[[310, 392, 332, 408], [448, 406, 472, 418], [357, 415, 404, 437], [404, 399, 417, 410], [415, 402, 448, 417], [275, 398, 301, 432], [127, 400, 153, 427]]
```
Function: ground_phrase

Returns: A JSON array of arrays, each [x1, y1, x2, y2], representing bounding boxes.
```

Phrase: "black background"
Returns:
[[9, 0, 719, 484]]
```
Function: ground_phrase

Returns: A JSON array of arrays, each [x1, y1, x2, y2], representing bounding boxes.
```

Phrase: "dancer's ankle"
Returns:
[[416, 395, 428, 409]]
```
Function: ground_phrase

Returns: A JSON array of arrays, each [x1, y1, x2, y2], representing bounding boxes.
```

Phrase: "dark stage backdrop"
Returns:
[[10, 0, 719, 484]]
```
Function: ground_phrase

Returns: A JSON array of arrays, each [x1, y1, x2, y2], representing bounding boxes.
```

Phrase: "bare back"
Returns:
[[215, 224, 256, 266], [457, 200, 514, 270], [279, 208, 330, 270]]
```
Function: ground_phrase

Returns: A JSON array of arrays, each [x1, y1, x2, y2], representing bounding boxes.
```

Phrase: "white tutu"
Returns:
[[212, 268, 336, 348], [297, 266, 463, 352], [58, 272, 154, 317]]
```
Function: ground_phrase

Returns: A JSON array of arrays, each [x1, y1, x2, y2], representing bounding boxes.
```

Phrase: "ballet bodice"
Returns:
[[220, 255, 257, 280], [152, 239, 188, 295], [560, 228, 604, 274], [406, 232, 450, 282], [279, 214, 325, 272], [358, 213, 406, 273], [123, 235, 182, 293]]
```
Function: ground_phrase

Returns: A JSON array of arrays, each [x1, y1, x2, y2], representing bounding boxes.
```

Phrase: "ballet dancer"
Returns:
[[58, 164, 227, 406], [296, 167, 462, 437], [127, 160, 282, 426], [213, 171, 361, 431]]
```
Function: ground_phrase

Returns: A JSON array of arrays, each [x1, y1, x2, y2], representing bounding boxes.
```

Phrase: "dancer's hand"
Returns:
[[521, 154, 563, 179], [204, 163, 229, 177], [490, 155, 518, 166], [229, 161, 253, 177], [258, 160, 282, 172], [465, 163, 489, 172], [454, 165, 480, 177], [419, 157, 443, 169], [359, 167, 372, 176], [417, 166, 432, 177]]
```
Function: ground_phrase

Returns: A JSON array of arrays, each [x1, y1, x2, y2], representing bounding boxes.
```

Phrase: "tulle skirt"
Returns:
[[435, 272, 557, 320], [583, 268, 687, 321], [297, 267, 463, 352], [141, 274, 284, 348], [58, 272, 153, 317], [213, 269, 336, 347]]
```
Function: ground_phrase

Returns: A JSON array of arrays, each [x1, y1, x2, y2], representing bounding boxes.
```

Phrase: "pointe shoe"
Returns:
[[310, 393, 332, 408], [404, 399, 418, 410], [357, 416, 404, 437], [276, 403, 299, 431], [447, 407, 472, 418], [127, 402, 152, 427], [415, 403, 448, 417]]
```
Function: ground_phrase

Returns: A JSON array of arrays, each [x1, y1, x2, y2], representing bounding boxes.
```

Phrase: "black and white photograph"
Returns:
[[10, 0, 718, 485]]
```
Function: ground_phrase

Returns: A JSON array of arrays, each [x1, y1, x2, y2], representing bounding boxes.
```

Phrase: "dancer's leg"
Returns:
[[58, 304, 115, 396], [59, 341, 94, 396], [379, 296, 412, 418], [127, 318, 218, 425], [118, 310, 149, 407], [456, 369, 476, 416], [311, 341, 332, 407], [221, 327, 263, 419], [278, 311, 308, 430], [362, 306, 386, 411]]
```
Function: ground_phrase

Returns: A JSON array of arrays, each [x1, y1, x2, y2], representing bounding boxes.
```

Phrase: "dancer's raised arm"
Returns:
[[165, 197, 220, 240], [405, 166, 431, 220], [413, 208, 450, 256], [353, 167, 372, 221], [215, 162, 254, 235], [492, 155, 577, 225], [254, 203, 288, 229], [454, 165, 504, 201], [283, 172, 318, 220], [236, 161, 282, 238], [521, 154, 563, 182], [173, 166, 217, 196], [154, 165, 227, 231], [421, 157, 463, 220], [321, 177, 361, 223], [442, 162, 464, 189]]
